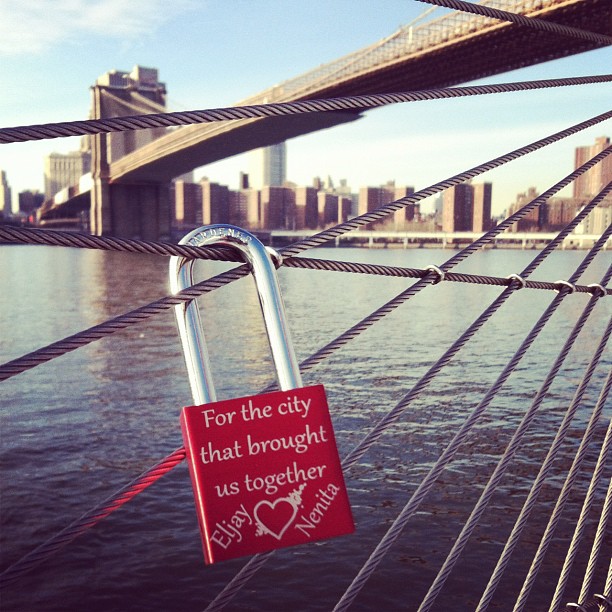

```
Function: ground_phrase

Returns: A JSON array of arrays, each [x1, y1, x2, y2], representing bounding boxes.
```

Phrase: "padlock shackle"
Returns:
[[169, 225, 303, 405]]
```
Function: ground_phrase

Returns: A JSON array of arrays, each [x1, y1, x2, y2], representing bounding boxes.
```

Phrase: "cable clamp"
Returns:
[[594, 594, 611, 606], [554, 280, 575, 294], [565, 604, 588, 611], [586, 283, 607, 298], [506, 273, 526, 289], [424, 264, 445, 285]]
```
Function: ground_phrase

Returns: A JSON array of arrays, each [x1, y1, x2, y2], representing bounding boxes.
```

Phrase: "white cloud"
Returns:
[[0, 0, 196, 55]]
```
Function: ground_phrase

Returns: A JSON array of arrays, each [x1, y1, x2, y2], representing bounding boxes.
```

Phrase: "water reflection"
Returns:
[[1, 245, 610, 611]]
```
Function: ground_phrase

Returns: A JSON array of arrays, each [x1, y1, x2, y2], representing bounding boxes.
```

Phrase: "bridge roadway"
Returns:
[[267, 229, 610, 249], [110, 0, 611, 185]]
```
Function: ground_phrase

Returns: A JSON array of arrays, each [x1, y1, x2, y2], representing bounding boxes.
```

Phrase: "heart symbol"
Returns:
[[254, 497, 298, 541]]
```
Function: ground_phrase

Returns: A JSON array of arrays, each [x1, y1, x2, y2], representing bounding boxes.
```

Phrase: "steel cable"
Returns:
[[514, 373, 612, 610], [0, 154, 609, 592], [1, 77, 609, 144], [3, 222, 609, 295], [0, 22, 609, 608], [3, 112, 610, 261], [1, 111, 611, 600], [553, 398, 612, 611], [203, 206, 612, 612], [1, 122, 610, 382], [0, 224, 246, 261], [417, 241, 612, 611], [0, 268, 249, 382], [416, 0, 612, 46], [252, 185, 611, 392], [419, 307, 612, 612], [577, 453, 612, 607], [330, 233, 612, 612], [279, 125, 612, 259], [0, 446, 186, 589], [477, 359, 611, 608]]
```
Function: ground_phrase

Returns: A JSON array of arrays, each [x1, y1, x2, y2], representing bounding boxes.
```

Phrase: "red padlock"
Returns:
[[170, 225, 354, 564]]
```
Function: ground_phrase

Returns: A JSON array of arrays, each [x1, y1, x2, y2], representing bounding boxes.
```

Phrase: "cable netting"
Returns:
[[1, 11, 611, 610]]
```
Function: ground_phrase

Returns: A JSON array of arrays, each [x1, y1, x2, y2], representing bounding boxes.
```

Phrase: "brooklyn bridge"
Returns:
[[37, 0, 611, 240]]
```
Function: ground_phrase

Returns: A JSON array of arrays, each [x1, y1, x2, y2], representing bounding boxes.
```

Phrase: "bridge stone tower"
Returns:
[[90, 65, 171, 239]]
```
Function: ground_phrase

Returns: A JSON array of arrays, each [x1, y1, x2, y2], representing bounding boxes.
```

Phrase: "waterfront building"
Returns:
[[573, 136, 612, 201], [295, 186, 318, 229], [239, 172, 250, 190], [576, 201, 611, 235], [442, 183, 473, 232], [358, 186, 381, 218], [260, 186, 295, 229], [335, 178, 358, 217], [201, 178, 230, 225], [174, 180, 201, 226], [245, 190, 262, 229], [339, 196, 353, 225], [317, 192, 339, 227], [228, 190, 250, 229], [542, 197, 581, 231], [0, 170, 12, 216], [472, 182, 492, 233], [18, 190, 44, 214], [173, 178, 231, 228], [508, 187, 541, 231], [388, 184, 416, 229], [43, 150, 91, 198], [229, 173, 260, 229], [507, 189, 584, 232], [358, 181, 415, 229]]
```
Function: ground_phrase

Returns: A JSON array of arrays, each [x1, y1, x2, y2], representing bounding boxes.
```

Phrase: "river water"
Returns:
[[1, 244, 610, 611]]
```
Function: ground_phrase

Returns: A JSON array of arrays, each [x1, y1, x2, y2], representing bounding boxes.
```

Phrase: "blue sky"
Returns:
[[0, 0, 610, 215]]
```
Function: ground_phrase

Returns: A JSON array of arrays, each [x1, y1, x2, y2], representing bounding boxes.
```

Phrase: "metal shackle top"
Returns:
[[169, 224, 302, 405]]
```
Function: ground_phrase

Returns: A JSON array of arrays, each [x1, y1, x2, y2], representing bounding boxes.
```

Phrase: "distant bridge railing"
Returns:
[[268, 229, 611, 249], [237, 0, 553, 105]]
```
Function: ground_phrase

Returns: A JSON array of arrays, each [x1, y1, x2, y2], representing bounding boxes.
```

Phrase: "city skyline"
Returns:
[[4, 133, 610, 235], [168, 132, 610, 236], [0, 1, 610, 215]]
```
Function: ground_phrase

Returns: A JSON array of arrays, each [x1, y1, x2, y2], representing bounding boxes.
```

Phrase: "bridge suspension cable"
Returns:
[[0, 76, 610, 144], [416, 0, 612, 45], [99, 88, 169, 117]]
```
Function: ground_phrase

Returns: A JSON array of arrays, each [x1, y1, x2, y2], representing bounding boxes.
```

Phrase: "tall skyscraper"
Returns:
[[573, 136, 612, 200], [0, 170, 12, 216], [44, 151, 91, 198], [249, 143, 287, 189]]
